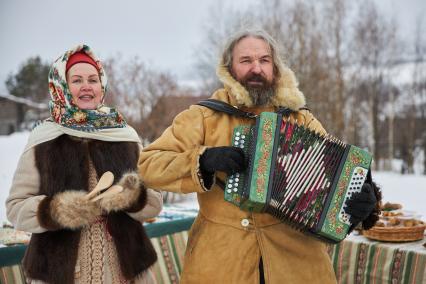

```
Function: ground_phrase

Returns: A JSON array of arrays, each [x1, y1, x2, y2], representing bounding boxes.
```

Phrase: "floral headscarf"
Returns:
[[48, 44, 126, 131]]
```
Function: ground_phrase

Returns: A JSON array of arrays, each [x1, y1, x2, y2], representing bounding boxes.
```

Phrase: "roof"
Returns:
[[0, 93, 48, 109]]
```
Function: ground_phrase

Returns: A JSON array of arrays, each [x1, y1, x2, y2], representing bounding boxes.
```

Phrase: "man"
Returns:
[[138, 29, 380, 283]]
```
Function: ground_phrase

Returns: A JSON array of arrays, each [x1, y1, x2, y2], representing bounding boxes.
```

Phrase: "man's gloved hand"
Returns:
[[199, 146, 246, 175], [345, 182, 377, 226]]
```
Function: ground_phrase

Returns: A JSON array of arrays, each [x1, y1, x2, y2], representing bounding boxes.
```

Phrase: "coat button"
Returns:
[[241, 218, 250, 227]]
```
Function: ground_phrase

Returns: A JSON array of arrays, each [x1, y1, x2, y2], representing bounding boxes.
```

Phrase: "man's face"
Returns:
[[231, 36, 275, 89]]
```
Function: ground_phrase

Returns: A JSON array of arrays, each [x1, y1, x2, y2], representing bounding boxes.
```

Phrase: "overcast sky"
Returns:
[[1, 0, 425, 94]]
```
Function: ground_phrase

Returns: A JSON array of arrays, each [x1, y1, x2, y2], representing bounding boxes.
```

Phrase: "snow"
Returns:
[[0, 132, 30, 224], [0, 132, 425, 226]]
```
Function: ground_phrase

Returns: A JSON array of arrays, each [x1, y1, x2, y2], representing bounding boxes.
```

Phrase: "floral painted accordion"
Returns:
[[224, 112, 372, 243]]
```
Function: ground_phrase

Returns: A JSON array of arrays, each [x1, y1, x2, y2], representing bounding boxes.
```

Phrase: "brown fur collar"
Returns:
[[24, 135, 156, 283], [216, 60, 306, 110]]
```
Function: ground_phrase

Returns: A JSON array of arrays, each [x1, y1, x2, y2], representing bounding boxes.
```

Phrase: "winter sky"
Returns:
[[0, 0, 425, 94]]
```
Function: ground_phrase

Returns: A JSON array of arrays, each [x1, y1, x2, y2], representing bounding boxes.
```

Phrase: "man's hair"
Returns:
[[221, 29, 284, 76]]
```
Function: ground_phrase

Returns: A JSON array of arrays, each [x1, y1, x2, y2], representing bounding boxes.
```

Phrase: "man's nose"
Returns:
[[251, 61, 262, 74]]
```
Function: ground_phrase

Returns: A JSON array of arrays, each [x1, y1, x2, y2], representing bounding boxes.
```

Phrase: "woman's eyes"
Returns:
[[71, 79, 99, 83]]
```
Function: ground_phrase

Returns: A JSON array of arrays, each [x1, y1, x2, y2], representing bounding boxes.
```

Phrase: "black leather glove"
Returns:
[[200, 146, 246, 175], [345, 182, 377, 226]]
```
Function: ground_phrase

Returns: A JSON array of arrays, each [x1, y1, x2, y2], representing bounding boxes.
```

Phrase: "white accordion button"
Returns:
[[241, 219, 250, 227]]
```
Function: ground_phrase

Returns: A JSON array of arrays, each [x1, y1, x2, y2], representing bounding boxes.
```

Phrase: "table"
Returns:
[[1, 213, 425, 284], [328, 233, 426, 284]]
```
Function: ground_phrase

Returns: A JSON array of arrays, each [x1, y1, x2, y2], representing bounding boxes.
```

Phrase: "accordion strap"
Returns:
[[197, 99, 258, 119], [197, 99, 299, 118]]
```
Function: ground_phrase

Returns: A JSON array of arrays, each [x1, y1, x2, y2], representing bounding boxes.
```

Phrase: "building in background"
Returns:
[[0, 94, 48, 135]]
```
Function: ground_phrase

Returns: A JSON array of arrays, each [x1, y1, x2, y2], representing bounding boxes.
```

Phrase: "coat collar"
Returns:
[[216, 60, 306, 111]]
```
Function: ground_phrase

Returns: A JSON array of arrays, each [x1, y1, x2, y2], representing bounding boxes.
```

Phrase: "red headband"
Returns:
[[66, 51, 99, 73]]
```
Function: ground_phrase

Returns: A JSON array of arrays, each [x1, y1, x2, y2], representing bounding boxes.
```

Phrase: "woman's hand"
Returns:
[[38, 190, 101, 230], [99, 172, 146, 213]]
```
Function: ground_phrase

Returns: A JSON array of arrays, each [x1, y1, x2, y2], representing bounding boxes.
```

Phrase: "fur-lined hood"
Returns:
[[216, 59, 306, 111]]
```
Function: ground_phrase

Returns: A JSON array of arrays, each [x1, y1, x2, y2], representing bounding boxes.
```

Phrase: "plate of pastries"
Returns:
[[0, 223, 31, 246], [362, 202, 426, 242]]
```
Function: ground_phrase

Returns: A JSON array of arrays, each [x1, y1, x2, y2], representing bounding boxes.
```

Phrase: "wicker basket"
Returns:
[[362, 225, 426, 242]]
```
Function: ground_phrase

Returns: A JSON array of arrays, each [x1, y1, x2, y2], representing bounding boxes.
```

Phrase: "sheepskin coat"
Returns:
[[138, 60, 337, 283]]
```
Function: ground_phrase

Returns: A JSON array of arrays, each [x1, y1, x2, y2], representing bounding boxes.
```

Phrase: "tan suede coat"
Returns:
[[138, 61, 337, 284]]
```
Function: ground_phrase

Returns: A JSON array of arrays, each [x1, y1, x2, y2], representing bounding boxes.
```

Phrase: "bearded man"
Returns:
[[138, 29, 380, 284]]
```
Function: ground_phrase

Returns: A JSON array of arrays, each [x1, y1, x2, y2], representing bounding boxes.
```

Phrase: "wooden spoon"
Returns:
[[85, 171, 115, 200], [90, 185, 124, 202]]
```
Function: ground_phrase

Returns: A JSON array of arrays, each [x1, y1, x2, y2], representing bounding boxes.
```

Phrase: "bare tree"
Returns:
[[322, 0, 349, 139], [350, 0, 400, 168], [103, 54, 178, 137], [192, 1, 258, 94], [410, 17, 426, 173]]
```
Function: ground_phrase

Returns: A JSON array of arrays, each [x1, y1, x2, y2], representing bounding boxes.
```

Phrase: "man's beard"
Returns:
[[236, 73, 275, 106], [245, 85, 274, 106]]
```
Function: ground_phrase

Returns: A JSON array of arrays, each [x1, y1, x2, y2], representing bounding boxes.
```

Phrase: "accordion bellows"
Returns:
[[224, 112, 372, 242]]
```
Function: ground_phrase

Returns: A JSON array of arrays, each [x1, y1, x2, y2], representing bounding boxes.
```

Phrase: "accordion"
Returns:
[[224, 112, 372, 243]]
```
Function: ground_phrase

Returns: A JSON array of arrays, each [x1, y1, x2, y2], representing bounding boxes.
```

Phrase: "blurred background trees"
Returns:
[[6, 56, 50, 104]]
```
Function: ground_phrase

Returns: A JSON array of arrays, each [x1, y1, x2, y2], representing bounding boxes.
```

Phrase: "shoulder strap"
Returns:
[[196, 99, 257, 119], [276, 107, 294, 117], [197, 99, 303, 119]]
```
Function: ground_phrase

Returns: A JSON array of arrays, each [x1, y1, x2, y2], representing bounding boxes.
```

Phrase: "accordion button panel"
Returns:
[[339, 167, 368, 225], [241, 219, 250, 227]]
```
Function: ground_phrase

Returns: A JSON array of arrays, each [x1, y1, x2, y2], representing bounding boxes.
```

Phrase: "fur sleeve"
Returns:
[[126, 189, 163, 222]]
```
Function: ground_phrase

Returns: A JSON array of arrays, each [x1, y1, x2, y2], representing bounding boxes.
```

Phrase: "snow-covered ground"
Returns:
[[0, 131, 425, 225]]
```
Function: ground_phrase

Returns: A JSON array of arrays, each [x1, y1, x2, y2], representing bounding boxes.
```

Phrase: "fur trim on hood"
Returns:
[[216, 60, 306, 111]]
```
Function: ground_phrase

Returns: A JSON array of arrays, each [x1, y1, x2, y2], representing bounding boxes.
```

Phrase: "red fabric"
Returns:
[[66, 51, 99, 73]]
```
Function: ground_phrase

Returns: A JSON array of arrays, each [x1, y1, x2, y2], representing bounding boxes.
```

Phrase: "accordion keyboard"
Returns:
[[225, 126, 252, 206], [339, 167, 368, 224]]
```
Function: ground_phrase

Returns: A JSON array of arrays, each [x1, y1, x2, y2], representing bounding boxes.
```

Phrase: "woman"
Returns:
[[6, 45, 162, 284]]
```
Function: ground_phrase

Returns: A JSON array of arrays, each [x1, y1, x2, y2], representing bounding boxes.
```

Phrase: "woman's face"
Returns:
[[67, 63, 103, 110]]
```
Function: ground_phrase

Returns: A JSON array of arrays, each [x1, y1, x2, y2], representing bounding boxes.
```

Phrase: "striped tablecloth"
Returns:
[[328, 234, 426, 284], [1, 213, 425, 284]]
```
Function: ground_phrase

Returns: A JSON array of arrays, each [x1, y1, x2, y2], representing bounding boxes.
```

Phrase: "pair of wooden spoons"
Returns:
[[85, 171, 123, 202]]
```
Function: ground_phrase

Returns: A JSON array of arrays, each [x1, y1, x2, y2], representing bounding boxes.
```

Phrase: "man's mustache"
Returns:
[[241, 73, 269, 87]]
